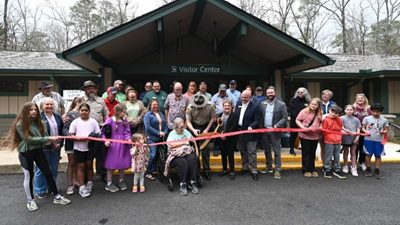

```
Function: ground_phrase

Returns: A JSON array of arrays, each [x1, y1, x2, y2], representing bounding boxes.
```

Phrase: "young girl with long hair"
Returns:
[[63, 96, 83, 195], [296, 98, 323, 178], [102, 104, 132, 192], [1, 102, 70, 211]]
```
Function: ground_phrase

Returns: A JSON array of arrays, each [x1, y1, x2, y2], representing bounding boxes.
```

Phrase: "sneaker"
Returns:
[[365, 167, 372, 177], [146, 174, 155, 180], [132, 185, 138, 193], [105, 183, 119, 193], [119, 180, 127, 191], [26, 200, 39, 211], [333, 170, 347, 179], [219, 171, 228, 176], [190, 181, 199, 194], [375, 168, 382, 179], [312, 171, 319, 178], [274, 171, 281, 179], [351, 166, 358, 177], [324, 170, 333, 179], [79, 186, 91, 198], [139, 186, 146, 193], [53, 195, 71, 205], [35, 192, 48, 199], [360, 163, 367, 171], [259, 167, 273, 174], [342, 165, 349, 174], [66, 186, 74, 195], [179, 183, 188, 196], [86, 181, 93, 193], [303, 172, 312, 178]]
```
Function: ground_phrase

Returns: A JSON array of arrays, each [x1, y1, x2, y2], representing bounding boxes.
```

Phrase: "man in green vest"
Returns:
[[143, 80, 168, 113]]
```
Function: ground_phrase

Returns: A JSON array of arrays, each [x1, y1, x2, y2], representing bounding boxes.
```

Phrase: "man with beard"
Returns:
[[102, 80, 126, 103], [258, 86, 288, 179], [164, 82, 190, 130], [82, 80, 109, 183], [197, 81, 212, 101], [143, 81, 168, 112]]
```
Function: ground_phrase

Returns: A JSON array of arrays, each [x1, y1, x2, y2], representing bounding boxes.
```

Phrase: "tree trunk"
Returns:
[[3, 0, 8, 50]]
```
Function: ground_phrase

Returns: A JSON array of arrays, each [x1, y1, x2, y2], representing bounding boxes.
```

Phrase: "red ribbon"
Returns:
[[57, 127, 388, 147]]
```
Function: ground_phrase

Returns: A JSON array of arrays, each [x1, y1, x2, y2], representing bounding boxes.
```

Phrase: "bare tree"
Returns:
[[346, 1, 370, 54], [3, 0, 9, 50], [269, 0, 295, 33], [319, 0, 351, 53], [290, 0, 330, 47], [237, 0, 269, 20]]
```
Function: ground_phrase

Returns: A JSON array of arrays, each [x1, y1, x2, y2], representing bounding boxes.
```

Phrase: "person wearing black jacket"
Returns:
[[233, 90, 260, 181], [288, 87, 311, 156], [218, 99, 238, 180]]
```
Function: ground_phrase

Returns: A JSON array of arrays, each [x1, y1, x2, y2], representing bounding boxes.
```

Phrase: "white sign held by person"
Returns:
[[63, 90, 84, 100]]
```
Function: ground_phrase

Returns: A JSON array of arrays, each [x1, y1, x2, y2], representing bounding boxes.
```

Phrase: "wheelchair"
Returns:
[[155, 143, 203, 192]]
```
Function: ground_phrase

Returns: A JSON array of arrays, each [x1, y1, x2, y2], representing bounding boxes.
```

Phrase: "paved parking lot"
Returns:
[[1, 164, 400, 225]]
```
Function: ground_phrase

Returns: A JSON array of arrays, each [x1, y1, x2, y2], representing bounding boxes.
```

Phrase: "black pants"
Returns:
[[19, 149, 59, 199], [289, 132, 298, 150], [220, 138, 235, 172], [300, 138, 318, 173], [170, 153, 198, 183], [357, 136, 366, 164], [94, 142, 106, 177]]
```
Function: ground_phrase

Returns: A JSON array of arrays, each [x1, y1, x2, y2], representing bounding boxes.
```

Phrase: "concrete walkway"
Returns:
[[1, 143, 399, 174]]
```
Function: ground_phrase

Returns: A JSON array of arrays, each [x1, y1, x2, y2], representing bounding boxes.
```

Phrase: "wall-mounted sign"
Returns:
[[63, 90, 85, 100], [171, 65, 221, 73]]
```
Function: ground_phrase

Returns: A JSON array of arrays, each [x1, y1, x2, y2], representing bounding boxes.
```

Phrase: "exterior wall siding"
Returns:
[[388, 81, 400, 114]]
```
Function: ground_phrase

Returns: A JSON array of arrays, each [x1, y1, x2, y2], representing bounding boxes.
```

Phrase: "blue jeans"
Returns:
[[34, 149, 60, 194], [146, 144, 157, 174]]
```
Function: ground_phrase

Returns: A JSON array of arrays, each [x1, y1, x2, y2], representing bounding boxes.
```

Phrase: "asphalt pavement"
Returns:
[[1, 164, 400, 225]]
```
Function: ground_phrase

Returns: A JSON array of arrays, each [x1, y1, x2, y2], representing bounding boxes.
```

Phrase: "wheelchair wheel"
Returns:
[[167, 178, 173, 192]]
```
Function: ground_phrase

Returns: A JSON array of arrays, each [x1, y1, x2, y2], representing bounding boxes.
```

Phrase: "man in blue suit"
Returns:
[[234, 90, 260, 181]]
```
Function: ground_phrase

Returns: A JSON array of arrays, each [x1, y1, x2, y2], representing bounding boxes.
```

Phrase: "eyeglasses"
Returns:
[[145, 86, 152, 88], [256, 90, 262, 92], [298, 92, 303, 94]]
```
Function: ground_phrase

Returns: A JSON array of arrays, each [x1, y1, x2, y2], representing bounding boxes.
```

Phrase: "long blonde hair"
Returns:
[[293, 87, 311, 103], [307, 98, 323, 118], [352, 93, 370, 112]]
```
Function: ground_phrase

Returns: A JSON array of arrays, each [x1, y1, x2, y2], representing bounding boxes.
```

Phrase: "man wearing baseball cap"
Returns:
[[104, 87, 120, 117], [211, 84, 235, 115], [227, 80, 241, 105], [102, 80, 126, 103]]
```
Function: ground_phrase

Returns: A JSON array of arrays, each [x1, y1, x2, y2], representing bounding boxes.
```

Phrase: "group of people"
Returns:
[[1, 79, 389, 211]]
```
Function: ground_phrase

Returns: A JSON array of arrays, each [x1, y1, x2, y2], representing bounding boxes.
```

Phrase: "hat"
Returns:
[[255, 86, 263, 91], [190, 93, 208, 108], [82, 80, 97, 89], [107, 87, 118, 95], [113, 80, 124, 85], [38, 81, 53, 90], [229, 80, 237, 84], [218, 84, 227, 91]]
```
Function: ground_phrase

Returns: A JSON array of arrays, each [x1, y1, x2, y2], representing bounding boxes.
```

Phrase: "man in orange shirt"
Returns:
[[322, 105, 346, 179]]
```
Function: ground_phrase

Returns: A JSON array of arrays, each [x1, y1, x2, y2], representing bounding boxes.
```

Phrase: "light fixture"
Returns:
[[212, 21, 218, 52], [177, 20, 183, 51]]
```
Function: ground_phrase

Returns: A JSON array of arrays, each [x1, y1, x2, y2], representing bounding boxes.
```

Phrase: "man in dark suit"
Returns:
[[234, 90, 260, 181], [259, 86, 288, 179]]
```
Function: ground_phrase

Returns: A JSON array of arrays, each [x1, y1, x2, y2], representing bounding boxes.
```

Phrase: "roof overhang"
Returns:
[[58, 0, 334, 75]]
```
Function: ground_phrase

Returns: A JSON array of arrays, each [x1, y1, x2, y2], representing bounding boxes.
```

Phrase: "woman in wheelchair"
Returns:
[[164, 117, 200, 196]]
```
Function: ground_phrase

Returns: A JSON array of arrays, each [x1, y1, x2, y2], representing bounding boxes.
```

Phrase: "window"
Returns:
[[0, 80, 28, 96]]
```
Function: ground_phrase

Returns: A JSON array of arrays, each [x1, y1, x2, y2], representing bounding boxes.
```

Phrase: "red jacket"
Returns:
[[322, 116, 342, 144], [104, 98, 119, 117]]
